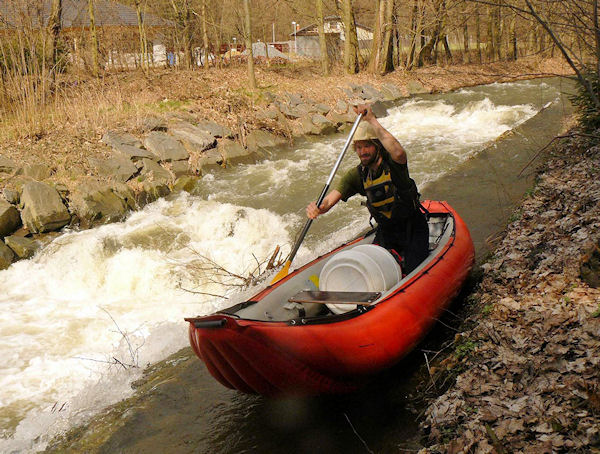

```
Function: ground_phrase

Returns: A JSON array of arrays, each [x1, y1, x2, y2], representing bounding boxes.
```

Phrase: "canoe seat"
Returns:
[[288, 290, 381, 306]]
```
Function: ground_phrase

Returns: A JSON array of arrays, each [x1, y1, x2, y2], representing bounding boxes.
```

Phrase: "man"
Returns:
[[306, 104, 429, 274]]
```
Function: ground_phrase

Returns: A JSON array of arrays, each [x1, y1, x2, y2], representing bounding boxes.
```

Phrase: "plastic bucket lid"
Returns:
[[352, 244, 401, 289], [319, 245, 402, 315]]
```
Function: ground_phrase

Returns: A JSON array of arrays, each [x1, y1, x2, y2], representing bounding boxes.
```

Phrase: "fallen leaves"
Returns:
[[420, 133, 600, 453]]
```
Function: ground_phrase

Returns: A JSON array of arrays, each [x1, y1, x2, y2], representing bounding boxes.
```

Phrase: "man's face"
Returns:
[[355, 140, 378, 167]]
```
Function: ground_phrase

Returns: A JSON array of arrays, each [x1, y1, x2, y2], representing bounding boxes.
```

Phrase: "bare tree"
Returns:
[[341, 0, 359, 73], [134, 0, 149, 72], [316, 0, 330, 75], [88, 0, 100, 76], [47, 0, 62, 78], [243, 0, 257, 89]]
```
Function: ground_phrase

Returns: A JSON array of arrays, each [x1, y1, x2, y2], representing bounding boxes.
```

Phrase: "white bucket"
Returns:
[[319, 244, 402, 314]]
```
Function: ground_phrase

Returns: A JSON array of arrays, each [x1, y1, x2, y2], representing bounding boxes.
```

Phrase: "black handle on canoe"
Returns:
[[193, 319, 226, 329]]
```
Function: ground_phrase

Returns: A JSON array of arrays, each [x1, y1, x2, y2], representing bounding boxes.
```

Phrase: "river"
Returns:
[[0, 77, 574, 453]]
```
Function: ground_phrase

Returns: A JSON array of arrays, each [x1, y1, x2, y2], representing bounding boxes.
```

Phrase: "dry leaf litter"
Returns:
[[420, 133, 600, 453]]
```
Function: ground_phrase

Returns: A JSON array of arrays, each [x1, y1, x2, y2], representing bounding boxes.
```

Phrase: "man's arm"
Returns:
[[306, 190, 343, 219], [354, 104, 407, 164]]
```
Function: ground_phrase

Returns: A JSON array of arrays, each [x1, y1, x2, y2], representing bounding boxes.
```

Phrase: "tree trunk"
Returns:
[[88, 0, 100, 76], [47, 0, 62, 78], [378, 0, 394, 74], [486, 6, 494, 61], [134, 0, 148, 72], [509, 10, 517, 60], [243, 0, 257, 89], [368, 0, 384, 73], [316, 0, 329, 75], [406, 0, 420, 69], [342, 0, 359, 74], [476, 9, 482, 63], [418, 0, 446, 66], [462, 7, 469, 63], [201, 0, 210, 67]]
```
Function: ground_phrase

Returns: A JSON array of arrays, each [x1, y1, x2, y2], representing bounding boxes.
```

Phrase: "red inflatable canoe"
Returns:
[[185, 201, 474, 395]]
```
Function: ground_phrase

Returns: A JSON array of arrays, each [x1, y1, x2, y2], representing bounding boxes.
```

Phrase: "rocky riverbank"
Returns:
[[0, 57, 572, 269], [419, 132, 600, 453]]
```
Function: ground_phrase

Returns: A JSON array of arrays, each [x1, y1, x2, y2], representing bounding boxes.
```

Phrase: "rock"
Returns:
[[140, 158, 173, 183], [20, 182, 70, 233], [170, 160, 190, 178], [172, 176, 199, 193], [4, 235, 39, 259], [282, 92, 304, 107], [280, 103, 313, 119], [380, 83, 405, 100], [109, 182, 137, 211], [335, 100, 349, 113], [68, 180, 131, 228], [370, 100, 389, 118], [256, 107, 280, 121], [0, 240, 14, 270], [197, 149, 224, 168], [102, 131, 143, 151], [195, 121, 233, 139], [246, 130, 286, 152], [314, 103, 331, 115], [112, 144, 157, 162], [326, 110, 357, 126], [0, 199, 21, 238], [22, 164, 51, 180], [136, 181, 170, 207], [360, 84, 384, 101], [88, 156, 139, 183], [301, 114, 336, 135], [140, 116, 167, 132], [0, 156, 18, 173], [2, 188, 19, 205], [407, 80, 429, 95], [219, 140, 249, 162], [169, 122, 216, 152], [143, 132, 189, 162]]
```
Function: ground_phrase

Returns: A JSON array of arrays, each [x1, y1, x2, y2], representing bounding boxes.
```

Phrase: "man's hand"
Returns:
[[306, 201, 322, 220], [353, 104, 376, 122]]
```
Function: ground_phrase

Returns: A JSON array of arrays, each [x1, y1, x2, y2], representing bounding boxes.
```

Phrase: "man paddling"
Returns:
[[306, 104, 429, 274]]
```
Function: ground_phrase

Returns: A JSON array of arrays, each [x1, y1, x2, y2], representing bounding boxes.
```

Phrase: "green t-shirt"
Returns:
[[336, 149, 413, 202]]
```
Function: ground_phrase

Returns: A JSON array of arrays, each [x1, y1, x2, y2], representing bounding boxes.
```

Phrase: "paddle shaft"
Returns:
[[285, 113, 364, 266]]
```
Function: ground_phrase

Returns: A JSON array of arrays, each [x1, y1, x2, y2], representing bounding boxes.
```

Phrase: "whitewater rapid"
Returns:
[[0, 79, 560, 452]]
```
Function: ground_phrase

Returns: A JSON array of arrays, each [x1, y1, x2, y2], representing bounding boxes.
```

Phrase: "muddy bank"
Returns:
[[420, 132, 600, 453]]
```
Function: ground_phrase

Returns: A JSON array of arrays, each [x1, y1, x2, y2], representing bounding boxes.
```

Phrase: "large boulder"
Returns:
[[22, 164, 51, 180], [102, 131, 143, 151], [196, 149, 224, 169], [112, 145, 156, 162], [88, 156, 139, 183], [4, 235, 39, 259], [195, 121, 233, 139], [143, 132, 190, 162], [0, 241, 14, 270], [170, 160, 191, 178], [326, 111, 357, 127], [0, 156, 18, 173], [0, 199, 21, 237], [136, 181, 170, 207], [246, 130, 287, 153], [20, 182, 70, 233], [300, 114, 336, 136], [407, 80, 429, 95], [172, 175, 200, 193], [218, 140, 249, 163], [140, 158, 173, 183], [380, 83, 405, 100], [169, 123, 216, 152], [68, 180, 132, 228]]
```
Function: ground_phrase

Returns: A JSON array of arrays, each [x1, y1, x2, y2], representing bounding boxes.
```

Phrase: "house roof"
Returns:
[[0, 0, 172, 29], [292, 16, 371, 36]]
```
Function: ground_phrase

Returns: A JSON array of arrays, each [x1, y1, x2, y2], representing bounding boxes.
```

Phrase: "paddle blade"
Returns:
[[270, 260, 291, 285]]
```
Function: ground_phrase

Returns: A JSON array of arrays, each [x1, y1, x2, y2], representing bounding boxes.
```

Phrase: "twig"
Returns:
[[100, 307, 137, 367], [518, 132, 600, 177], [485, 424, 508, 454], [423, 351, 437, 390], [343, 413, 374, 454], [177, 283, 229, 299]]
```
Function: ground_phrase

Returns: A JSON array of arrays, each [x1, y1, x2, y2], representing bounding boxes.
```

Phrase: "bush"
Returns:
[[570, 71, 600, 132]]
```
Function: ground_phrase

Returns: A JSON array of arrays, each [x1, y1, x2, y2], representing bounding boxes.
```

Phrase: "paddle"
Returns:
[[270, 113, 364, 285]]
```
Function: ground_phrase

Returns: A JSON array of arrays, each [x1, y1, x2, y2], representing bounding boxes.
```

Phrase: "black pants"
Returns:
[[373, 210, 429, 274]]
